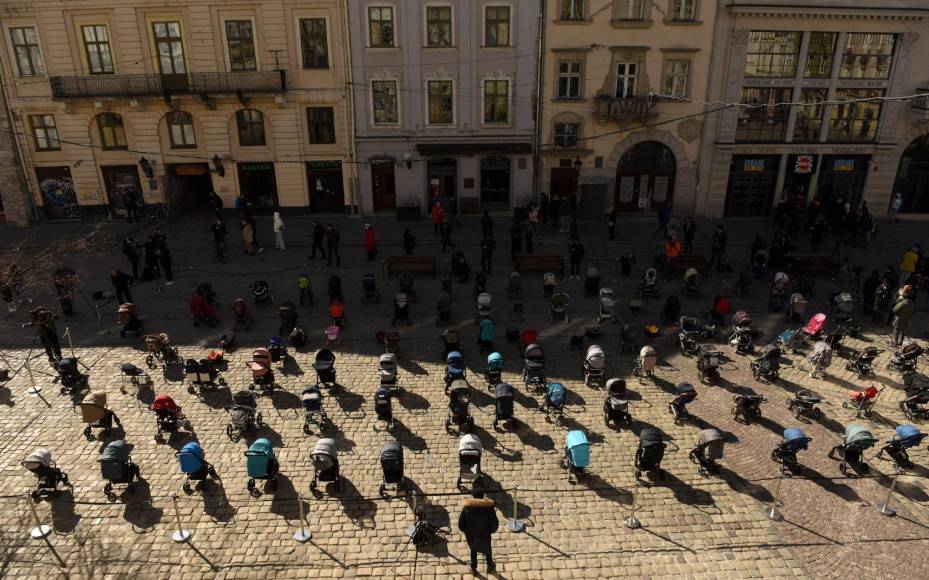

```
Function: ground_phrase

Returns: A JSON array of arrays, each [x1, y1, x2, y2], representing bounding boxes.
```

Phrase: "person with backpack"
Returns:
[[325, 224, 341, 267], [457, 483, 498, 574], [310, 220, 326, 260]]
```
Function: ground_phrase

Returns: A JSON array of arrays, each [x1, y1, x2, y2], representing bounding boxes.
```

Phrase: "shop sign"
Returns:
[[794, 155, 814, 174], [742, 159, 766, 172], [832, 159, 857, 172], [307, 160, 342, 170]]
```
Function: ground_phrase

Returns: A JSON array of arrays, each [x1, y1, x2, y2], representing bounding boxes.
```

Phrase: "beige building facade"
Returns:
[[0, 0, 357, 220]]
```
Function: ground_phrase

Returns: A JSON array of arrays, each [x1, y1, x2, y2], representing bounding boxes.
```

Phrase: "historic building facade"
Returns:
[[697, 0, 929, 217], [347, 0, 537, 214], [0, 0, 356, 220]]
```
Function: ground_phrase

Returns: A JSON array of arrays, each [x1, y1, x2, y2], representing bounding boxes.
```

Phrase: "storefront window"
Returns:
[[744, 31, 800, 78], [840, 33, 895, 79], [736, 87, 792, 142], [828, 89, 882, 142]]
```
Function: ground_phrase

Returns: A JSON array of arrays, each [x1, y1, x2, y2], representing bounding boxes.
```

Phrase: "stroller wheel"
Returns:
[[303, 423, 310, 435], [256, 413, 263, 426], [310, 480, 318, 491], [187, 385, 195, 394], [83, 426, 93, 440], [839, 462, 848, 475], [183, 482, 192, 495], [785, 398, 793, 410], [379, 484, 386, 497], [812, 408, 822, 419], [226, 425, 234, 439]]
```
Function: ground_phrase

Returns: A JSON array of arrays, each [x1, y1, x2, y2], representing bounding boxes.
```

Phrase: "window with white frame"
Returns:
[[668, 0, 696, 21], [368, 6, 395, 48], [561, 0, 585, 20], [662, 60, 689, 98], [484, 6, 510, 47], [616, 0, 644, 20], [615, 62, 637, 97], [300, 18, 329, 68], [226, 20, 257, 72], [427, 80, 454, 124], [167, 111, 196, 148], [30, 114, 59, 151], [557, 61, 582, 99], [82, 25, 114, 74], [425, 6, 452, 47], [372, 80, 399, 124], [554, 122, 580, 148], [10, 27, 44, 77], [483, 79, 509, 124]]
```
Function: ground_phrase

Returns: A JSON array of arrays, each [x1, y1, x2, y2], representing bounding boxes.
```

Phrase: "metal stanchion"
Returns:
[[95, 303, 110, 335], [764, 472, 784, 521], [25, 357, 41, 396], [63, 327, 74, 357], [876, 468, 903, 517], [27, 494, 51, 539], [625, 483, 641, 529], [171, 494, 191, 543], [293, 493, 312, 542], [505, 486, 525, 532]]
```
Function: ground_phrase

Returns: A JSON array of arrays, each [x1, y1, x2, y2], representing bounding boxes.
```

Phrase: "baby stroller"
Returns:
[[99, 440, 139, 499], [329, 299, 346, 327], [232, 298, 253, 331], [252, 279, 273, 306], [887, 341, 924, 377], [81, 392, 121, 440], [297, 275, 314, 306], [398, 271, 416, 301], [475, 292, 493, 323], [451, 252, 470, 283], [561, 430, 590, 482], [603, 378, 631, 428], [731, 392, 765, 423], [799, 313, 827, 342], [248, 348, 275, 394], [378, 440, 406, 497], [313, 349, 337, 388], [690, 428, 724, 475], [770, 272, 790, 311], [507, 272, 523, 299], [328, 275, 343, 302], [831, 292, 859, 335], [493, 383, 515, 429], [843, 385, 883, 418], [392, 293, 411, 326], [185, 358, 225, 395], [584, 267, 601, 297], [696, 344, 721, 383], [473, 273, 488, 298], [523, 343, 546, 391], [787, 293, 807, 322], [771, 428, 811, 475], [324, 324, 341, 347], [634, 428, 666, 480], [378, 352, 399, 392], [710, 294, 731, 325], [637, 268, 659, 297], [446, 379, 474, 432], [226, 390, 261, 441], [584, 345, 606, 388], [829, 424, 878, 475], [683, 268, 700, 298], [877, 425, 926, 470], [901, 373, 929, 421], [278, 302, 299, 336], [521, 328, 539, 352], [373, 386, 394, 431], [456, 434, 483, 489], [117, 303, 144, 337], [620, 323, 638, 354], [177, 442, 219, 494], [669, 382, 697, 421], [23, 448, 70, 499], [301, 385, 328, 434], [190, 293, 218, 327], [485, 351, 504, 388], [152, 394, 189, 442], [144, 333, 179, 369], [806, 341, 832, 379], [542, 272, 557, 298], [729, 310, 754, 354], [436, 292, 452, 323], [633, 346, 657, 380], [245, 438, 279, 496], [678, 316, 715, 356], [361, 273, 380, 304], [266, 336, 288, 363], [376, 329, 400, 355], [775, 328, 800, 354], [550, 292, 569, 323], [54, 356, 88, 395], [442, 328, 461, 357], [118, 362, 149, 394], [787, 389, 823, 420], [310, 438, 341, 492], [751, 344, 780, 382], [598, 288, 617, 324], [846, 346, 881, 378], [543, 381, 567, 418], [444, 351, 468, 390]]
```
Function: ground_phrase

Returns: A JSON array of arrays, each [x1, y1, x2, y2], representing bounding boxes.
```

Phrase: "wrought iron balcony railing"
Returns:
[[49, 70, 286, 99]]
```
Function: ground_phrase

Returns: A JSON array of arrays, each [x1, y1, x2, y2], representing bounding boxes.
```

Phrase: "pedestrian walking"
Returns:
[[888, 192, 903, 224], [481, 211, 494, 238], [899, 246, 919, 288], [310, 221, 326, 260], [158, 244, 174, 286], [241, 209, 263, 253], [273, 212, 286, 250], [559, 196, 571, 233], [242, 219, 256, 255], [364, 224, 377, 261], [569, 237, 584, 279], [682, 217, 696, 254], [325, 224, 341, 267], [550, 194, 561, 227], [122, 237, 140, 281], [403, 228, 416, 255], [539, 193, 550, 225], [440, 216, 455, 253], [23, 307, 62, 362], [210, 190, 224, 219], [607, 207, 617, 241], [510, 221, 523, 262], [524, 221, 535, 255], [652, 202, 671, 239], [861, 269, 880, 316], [431, 201, 445, 235], [666, 214, 680, 241], [110, 270, 133, 304], [528, 203, 540, 229], [891, 288, 915, 346], [481, 236, 495, 274], [873, 277, 893, 325], [858, 208, 874, 249], [457, 484, 498, 574], [211, 218, 227, 261], [142, 236, 160, 280], [709, 224, 727, 268], [620, 252, 635, 277]]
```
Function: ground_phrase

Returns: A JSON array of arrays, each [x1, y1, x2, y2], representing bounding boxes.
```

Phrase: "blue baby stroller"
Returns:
[[99, 440, 140, 499], [493, 383, 515, 429], [245, 438, 279, 496], [267, 336, 287, 363], [543, 381, 566, 419], [775, 328, 800, 353], [374, 386, 394, 431], [444, 351, 466, 391], [829, 424, 878, 475], [301, 386, 327, 434], [561, 430, 590, 482], [772, 428, 811, 475], [310, 437, 341, 493], [177, 442, 219, 494], [877, 425, 926, 470], [635, 428, 666, 481], [669, 382, 697, 421], [485, 352, 504, 388], [478, 318, 495, 353]]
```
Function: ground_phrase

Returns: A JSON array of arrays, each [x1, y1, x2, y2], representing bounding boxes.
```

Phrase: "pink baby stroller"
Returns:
[[799, 313, 827, 342], [325, 325, 342, 347]]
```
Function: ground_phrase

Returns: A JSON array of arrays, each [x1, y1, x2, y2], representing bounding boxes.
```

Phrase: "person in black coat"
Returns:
[[142, 236, 160, 280], [403, 228, 417, 255], [481, 211, 494, 238], [510, 221, 523, 262], [568, 237, 584, 279], [158, 244, 174, 285], [480, 236, 495, 274], [110, 270, 133, 304], [310, 220, 326, 260], [457, 485, 498, 573], [861, 268, 880, 316]]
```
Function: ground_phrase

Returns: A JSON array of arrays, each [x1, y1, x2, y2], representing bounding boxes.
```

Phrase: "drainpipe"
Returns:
[[0, 69, 39, 224], [340, 0, 360, 216], [531, 0, 547, 203]]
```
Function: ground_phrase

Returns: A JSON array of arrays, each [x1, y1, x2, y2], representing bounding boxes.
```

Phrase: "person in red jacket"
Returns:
[[364, 224, 377, 261], [431, 201, 445, 235]]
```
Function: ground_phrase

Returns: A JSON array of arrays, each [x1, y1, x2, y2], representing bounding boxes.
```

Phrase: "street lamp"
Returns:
[[138, 157, 153, 179], [404, 153, 412, 169], [212, 155, 225, 177], [573, 156, 583, 174]]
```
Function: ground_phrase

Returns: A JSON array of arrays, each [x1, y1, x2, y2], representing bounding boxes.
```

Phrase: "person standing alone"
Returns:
[[364, 224, 377, 261], [326, 224, 341, 267], [457, 484, 498, 574], [273, 212, 286, 250], [569, 237, 585, 279]]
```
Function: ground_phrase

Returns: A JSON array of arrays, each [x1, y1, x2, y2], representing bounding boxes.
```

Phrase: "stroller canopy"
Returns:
[[566, 430, 590, 468], [675, 382, 697, 396], [248, 438, 274, 457], [546, 382, 566, 405], [606, 378, 626, 395], [834, 292, 855, 308], [449, 379, 470, 397], [525, 343, 544, 361], [152, 394, 179, 413], [447, 351, 464, 366], [302, 386, 322, 409], [487, 352, 504, 369], [362, 273, 377, 289], [380, 440, 403, 469], [477, 292, 493, 308], [543, 272, 556, 286], [644, 268, 658, 282], [844, 424, 877, 448], [699, 428, 725, 459], [100, 440, 130, 463], [314, 349, 335, 368], [586, 267, 600, 279], [639, 428, 663, 448], [599, 287, 614, 300], [23, 448, 53, 470], [459, 433, 482, 455], [761, 344, 781, 359], [232, 390, 257, 408], [639, 345, 656, 358], [811, 341, 832, 363], [313, 437, 338, 459], [684, 267, 699, 282], [783, 428, 810, 449], [732, 310, 752, 328], [699, 428, 723, 445], [479, 319, 495, 342], [178, 442, 205, 473], [551, 293, 569, 308], [379, 353, 397, 369], [495, 383, 515, 400], [585, 345, 605, 367]]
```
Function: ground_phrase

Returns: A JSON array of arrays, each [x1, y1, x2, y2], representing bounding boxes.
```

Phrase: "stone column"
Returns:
[[718, 29, 751, 144]]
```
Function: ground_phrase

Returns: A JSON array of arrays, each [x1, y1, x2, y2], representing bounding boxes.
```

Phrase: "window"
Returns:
[[152, 22, 185, 74], [483, 79, 509, 124], [669, 0, 696, 21], [236, 109, 266, 146], [793, 89, 826, 142], [561, 0, 585, 20], [829, 89, 882, 142], [427, 80, 454, 124], [662, 60, 690, 98], [372, 80, 399, 124], [616, 0, 644, 20], [484, 6, 510, 47], [426, 6, 452, 47], [615, 63, 637, 97], [166, 111, 196, 148], [368, 6, 394, 48], [30, 115, 59, 151], [554, 122, 579, 148], [736, 87, 792, 142], [557, 61, 582, 99], [226, 20, 256, 71], [804, 32, 837, 79], [744, 31, 800, 78], [10, 27, 44, 77], [98, 113, 126, 150], [82, 25, 113, 74], [300, 18, 329, 69], [840, 33, 895, 79], [307, 107, 336, 144]]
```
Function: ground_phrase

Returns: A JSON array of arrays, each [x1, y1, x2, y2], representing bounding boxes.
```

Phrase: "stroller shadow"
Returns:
[[472, 425, 522, 462], [337, 477, 378, 529], [816, 413, 846, 437], [717, 467, 774, 504], [50, 489, 81, 533], [392, 420, 428, 454], [581, 472, 628, 506], [199, 387, 232, 411], [133, 382, 156, 407], [660, 471, 718, 511], [202, 478, 236, 524], [397, 389, 430, 413], [166, 430, 196, 450], [471, 387, 495, 409], [122, 479, 163, 531], [247, 423, 283, 448], [0, 385, 13, 407], [269, 388, 302, 411], [398, 359, 428, 376], [867, 410, 900, 430], [714, 376, 756, 396], [752, 415, 787, 438], [330, 383, 366, 417], [652, 376, 678, 395], [269, 474, 301, 520], [512, 420, 556, 453], [326, 424, 358, 454], [804, 464, 864, 503], [280, 356, 304, 377], [163, 362, 184, 382], [558, 415, 605, 445], [480, 473, 533, 520]]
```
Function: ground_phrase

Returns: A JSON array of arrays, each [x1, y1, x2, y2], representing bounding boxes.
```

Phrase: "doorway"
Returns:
[[816, 155, 870, 208], [306, 161, 345, 213], [892, 135, 929, 213], [480, 156, 511, 209], [371, 162, 396, 212], [550, 165, 578, 202], [101, 165, 143, 219], [427, 157, 457, 212], [725, 155, 780, 217], [783, 154, 819, 203], [614, 141, 675, 212], [236, 162, 278, 209]]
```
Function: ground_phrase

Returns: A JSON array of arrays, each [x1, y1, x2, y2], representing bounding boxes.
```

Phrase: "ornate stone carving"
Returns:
[[676, 118, 703, 144]]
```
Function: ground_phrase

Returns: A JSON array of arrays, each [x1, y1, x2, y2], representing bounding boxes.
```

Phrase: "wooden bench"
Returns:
[[671, 253, 707, 273], [786, 253, 840, 277], [516, 255, 565, 277], [387, 255, 436, 278]]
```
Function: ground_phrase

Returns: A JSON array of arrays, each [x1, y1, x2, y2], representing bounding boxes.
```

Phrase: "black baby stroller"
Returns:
[[457, 434, 483, 489], [845, 346, 881, 378], [226, 390, 261, 441], [493, 383, 515, 429], [313, 349, 337, 388], [99, 440, 140, 499], [473, 273, 488, 299], [328, 275, 343, 302], [185, 358, 225, 395], [374, 386, 394, 431], [689, 428, 724, 475], [118, 362, 150, 395], [584, 268, 601, 297], [523, 343, 546, 391], [451, 252, 470, 283], [252, 279, 273, 306], [446, 379, 474, 432], [729, 310, 755, 354], [442, 328, 461, 357], [829, 424, 878, 475], [507, 272, 523, 299], [81, 392, 121, 440], [398, 271, 416, 301], [301, 385, 327, 434], [888, 341, 925, 377], [278, 302, 299, 336], [584, 345, 606, 388], [603, 378, 632, 428], [901, 373, 929, 421], [787, 389, 823, 420], [683, 268, 700, 298], [598, 288, 617, 324], [772, 428, 811, 474], [378, 440, 406, 497], [877, 425, 926, 470], [117, 303, 144, 338], [392, 293, 411, 326], [55, 356, 88, 395], [436, 292, 452, 324], [637, 268, 659, 297], [550, 292, 569, 323], [310, 437, 341, 492], [751, 344, 781, 382], [831, 292, 860, 336], [361, 273, 380, 304], [634, 428, 666, 480], [696, 345, 721, 383], [731, 392, 765, 423], [23, 448, 70, 499], [677, 316, 714, 356], [669, 382, 697, 421]]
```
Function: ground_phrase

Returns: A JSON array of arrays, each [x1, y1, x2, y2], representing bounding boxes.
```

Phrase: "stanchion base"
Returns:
[[876, 504, 896, 517], [293, 528, 312, 542], [764, 507, 783, 521], [26, 387, 42, 395], [624, 517, 641, 529], [172, 529, 191, 543], [30, 524, 51, 539], [505, 518, 524, 533]]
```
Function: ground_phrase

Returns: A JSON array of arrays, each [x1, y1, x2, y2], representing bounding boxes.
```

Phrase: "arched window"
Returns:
[[236, 109, 266, 146], [97, 113, 126, 150], [166, 111, 196, 148]]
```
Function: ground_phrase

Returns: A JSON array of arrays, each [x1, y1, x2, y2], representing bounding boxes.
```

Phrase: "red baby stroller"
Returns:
[[799, 313, 827, 342], [190, 293, 218, 327], [151, 394, 190, 442], [843, 385, 883, 418], [232, 298, 253, 331]]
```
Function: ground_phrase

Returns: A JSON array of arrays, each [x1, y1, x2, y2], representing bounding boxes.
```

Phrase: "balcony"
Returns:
[[913, 89, 929, 112], [593, 94, 657, 123], [49, 70, 287, 99]]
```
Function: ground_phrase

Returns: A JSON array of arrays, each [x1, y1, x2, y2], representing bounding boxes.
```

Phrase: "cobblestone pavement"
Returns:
[[0, 211, 928, 578]]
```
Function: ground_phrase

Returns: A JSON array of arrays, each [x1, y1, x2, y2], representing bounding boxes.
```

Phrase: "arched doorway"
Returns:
[[614, 141, 675, 212], [892, 134, 929, 213]]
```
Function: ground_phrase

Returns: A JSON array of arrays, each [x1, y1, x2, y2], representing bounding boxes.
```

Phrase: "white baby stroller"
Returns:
[[807, 341, 833, 379], [787, 293, 807, 322], [475, 292, 494, 323], [770, 272, 789, 311], [683, 268, 700, 298], [637, 268, 659, 297], [542, 272, 557, 298], [301, 386, 327, 434], [584, 345, 606, 388], [634, 346, 658, 380], [378, 353, 399, 393], [598, 288, 617, 324], [456, 433, 483, 489], [310, 437, 341, 493]]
